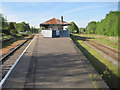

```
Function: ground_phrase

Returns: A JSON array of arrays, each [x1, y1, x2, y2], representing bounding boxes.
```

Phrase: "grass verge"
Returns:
[[2, 36, 24, 49], [1, 33, 36, 49], [71, 34, 120, 88], [77, 34, 119, 50]]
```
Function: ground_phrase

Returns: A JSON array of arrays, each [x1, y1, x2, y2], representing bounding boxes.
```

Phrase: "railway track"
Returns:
[[90, 40, 119, 54], [84, 40, 119, 62], [1, 35, 34, 79], [71, 35, 119, 66]]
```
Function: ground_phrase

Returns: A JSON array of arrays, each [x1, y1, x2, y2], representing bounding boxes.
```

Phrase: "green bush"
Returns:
[[20, 33, 28, 37], [67, 22, 79, 33], [2, 29, 11, 35], [79, 28, 86, 33], [10, 29, 18, 36]]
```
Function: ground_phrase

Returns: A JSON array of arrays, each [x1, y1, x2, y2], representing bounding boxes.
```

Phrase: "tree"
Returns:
[[14, 23, 23, 32], [24, 23, 30, 32], [86, 21, 97, 34], [10, 29, 18, 36], [8, 22, 18, 35], [79, 28, 86, 33], [8, 22, 15, 30], [21, 22, 27, 32], [30, 27, 39, 33], [0, 13, 8, 34], [14, 22, 31, 32], [84, 11, 120, 36], [95, 11, 120, 36], [67, 22, 79, 33], [1, 13, 37, 37]]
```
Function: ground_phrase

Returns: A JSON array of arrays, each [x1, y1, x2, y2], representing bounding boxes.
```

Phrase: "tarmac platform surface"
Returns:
[[2, 34, 108, 89]]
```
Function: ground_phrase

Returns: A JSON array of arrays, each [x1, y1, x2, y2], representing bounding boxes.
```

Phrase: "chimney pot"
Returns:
[[61, 16, 63, 22]]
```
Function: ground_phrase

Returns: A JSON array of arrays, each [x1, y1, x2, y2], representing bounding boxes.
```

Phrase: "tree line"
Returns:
[[0, 13, 39, 41], [67, 11, 120, 36]]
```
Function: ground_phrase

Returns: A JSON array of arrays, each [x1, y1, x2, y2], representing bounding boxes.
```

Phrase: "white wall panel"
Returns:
[[41, 30, 52, 37]]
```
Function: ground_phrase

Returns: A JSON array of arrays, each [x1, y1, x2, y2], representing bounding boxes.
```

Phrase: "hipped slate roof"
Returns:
[[40, 18, 70, 25]]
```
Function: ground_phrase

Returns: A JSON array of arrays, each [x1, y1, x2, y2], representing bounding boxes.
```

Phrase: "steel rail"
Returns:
[[0, 34, 36, 88], [0, 35, 34, 63]]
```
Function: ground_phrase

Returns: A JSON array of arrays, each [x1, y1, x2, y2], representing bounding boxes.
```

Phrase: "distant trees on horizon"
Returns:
[[0, 13, 39, 40], [1, 11, 119, 37], [67, 11, 120, 36]]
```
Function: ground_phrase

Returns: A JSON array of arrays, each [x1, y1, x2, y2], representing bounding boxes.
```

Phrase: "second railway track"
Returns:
[[71, 35, 119, 67], [83, 40, 120, 68], [84, 40, 119, 62]]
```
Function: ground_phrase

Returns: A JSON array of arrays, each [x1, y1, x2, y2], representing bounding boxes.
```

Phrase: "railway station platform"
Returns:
[[2, 34, 109, 89]]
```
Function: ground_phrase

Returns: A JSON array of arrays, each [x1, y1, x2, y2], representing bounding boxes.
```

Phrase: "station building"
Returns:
[[40, 16, 70, 38]]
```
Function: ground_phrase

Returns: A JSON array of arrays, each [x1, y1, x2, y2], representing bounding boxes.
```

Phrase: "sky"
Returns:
[[1, 1, 119, 28]]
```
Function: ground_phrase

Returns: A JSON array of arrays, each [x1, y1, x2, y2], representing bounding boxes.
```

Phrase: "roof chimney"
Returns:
[[61, 16, 63, 23]]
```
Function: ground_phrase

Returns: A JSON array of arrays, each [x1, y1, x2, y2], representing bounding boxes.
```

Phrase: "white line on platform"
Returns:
[[0, 34, 37, 89]]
